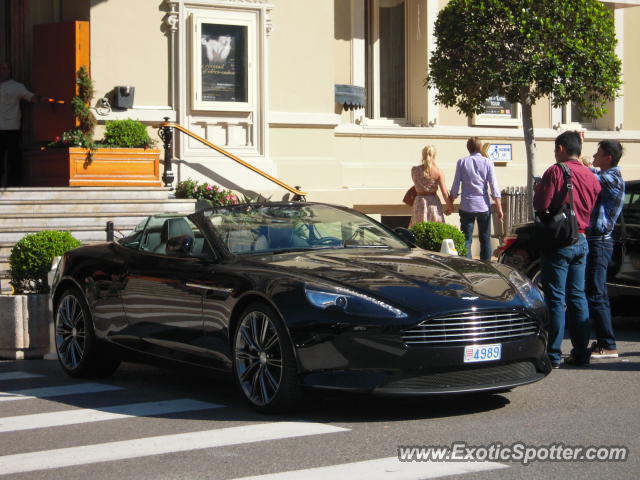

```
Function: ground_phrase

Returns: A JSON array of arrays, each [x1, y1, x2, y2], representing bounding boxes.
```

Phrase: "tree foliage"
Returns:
[[427, 0, 621, 118]]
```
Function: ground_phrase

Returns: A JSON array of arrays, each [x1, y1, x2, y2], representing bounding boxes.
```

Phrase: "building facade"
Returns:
[[3, 0, 640, 244]]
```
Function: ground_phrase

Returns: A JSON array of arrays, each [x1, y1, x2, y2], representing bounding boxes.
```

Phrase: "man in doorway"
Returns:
[[586, 140, 625, 359], [0, 60, 42, 186], [533, 131, 601, 368], [450, 137, 503, 260]]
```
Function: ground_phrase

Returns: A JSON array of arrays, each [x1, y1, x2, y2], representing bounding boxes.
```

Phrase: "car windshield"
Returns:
[[202, 203, 409, 254]]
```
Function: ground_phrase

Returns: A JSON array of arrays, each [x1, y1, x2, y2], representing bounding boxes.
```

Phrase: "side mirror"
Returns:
[[166, 235, 194, 256], [394, 227, 417, 247]]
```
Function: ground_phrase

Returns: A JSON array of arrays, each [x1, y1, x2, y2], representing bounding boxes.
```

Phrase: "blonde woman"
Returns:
[[409, 145, 452, 227]]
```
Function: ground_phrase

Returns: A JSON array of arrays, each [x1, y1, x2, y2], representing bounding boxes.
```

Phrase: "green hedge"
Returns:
[[9, 231, 81, 294], [102, 119, 156, 148], [409, 221, 467, 256]]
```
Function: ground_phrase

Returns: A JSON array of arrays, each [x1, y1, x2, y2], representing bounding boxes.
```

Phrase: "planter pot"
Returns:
[[25, 147, 162, 187], [0, 294, 51, 360]]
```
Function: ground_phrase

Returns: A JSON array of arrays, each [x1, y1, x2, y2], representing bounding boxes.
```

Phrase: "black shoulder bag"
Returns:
[[533, 163, 579, 250]]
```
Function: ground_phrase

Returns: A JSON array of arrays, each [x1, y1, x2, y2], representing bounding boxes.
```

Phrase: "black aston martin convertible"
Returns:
[[51, 202, 551, 412]]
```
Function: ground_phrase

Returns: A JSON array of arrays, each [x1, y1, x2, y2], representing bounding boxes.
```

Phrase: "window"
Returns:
[[562, 103, 593, 127], [365, 0, 406, 120]]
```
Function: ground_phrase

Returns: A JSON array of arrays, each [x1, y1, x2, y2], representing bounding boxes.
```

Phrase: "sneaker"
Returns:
[[590, 347, 619, 359], [564, 355, 590, 367]]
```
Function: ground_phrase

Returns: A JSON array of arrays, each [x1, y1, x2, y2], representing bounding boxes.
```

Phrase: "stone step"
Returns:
[[0, 187, 176, 201], [0, 212, 152, 229], [0, 199, 195, 215], [0, 224, 139, 243]]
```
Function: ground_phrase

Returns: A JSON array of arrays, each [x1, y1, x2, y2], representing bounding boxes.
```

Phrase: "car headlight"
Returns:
[[508, 269, 544, 309], [304, 284, 407, 319]]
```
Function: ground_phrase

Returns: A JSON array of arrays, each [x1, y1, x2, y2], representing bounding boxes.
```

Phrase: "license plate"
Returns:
[[464, 343, 502, 363]]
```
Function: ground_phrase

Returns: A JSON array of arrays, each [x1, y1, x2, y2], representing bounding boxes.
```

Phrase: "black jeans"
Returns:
[[0, 130, 22, 186]]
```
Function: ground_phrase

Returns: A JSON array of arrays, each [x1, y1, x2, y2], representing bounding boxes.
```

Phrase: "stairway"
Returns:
[[0, 187, 196, 292]]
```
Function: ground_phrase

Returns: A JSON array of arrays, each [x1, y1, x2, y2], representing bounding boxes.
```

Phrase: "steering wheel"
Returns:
[[313, 236, 343, 247]]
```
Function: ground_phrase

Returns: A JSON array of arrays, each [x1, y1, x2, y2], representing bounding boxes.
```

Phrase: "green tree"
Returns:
[[426, 0, 621, 206]]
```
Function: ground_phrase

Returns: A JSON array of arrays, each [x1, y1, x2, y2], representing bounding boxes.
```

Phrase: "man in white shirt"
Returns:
[[0, 61, 41, 186]]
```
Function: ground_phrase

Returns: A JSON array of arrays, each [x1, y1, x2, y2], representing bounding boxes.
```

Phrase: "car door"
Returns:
[[612, 183, 640, 287], [119, 215, 223, 365]]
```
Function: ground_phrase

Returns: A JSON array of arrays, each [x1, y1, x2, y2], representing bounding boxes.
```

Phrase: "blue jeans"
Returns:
[[586, 236, 616, 350], [540, 235, 590, 364], [459, 210, 492, 260]]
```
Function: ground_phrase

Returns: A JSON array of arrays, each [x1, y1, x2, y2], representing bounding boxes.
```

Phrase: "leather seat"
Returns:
[[265, 225, 308, 249], [154, 217, 194, 254]]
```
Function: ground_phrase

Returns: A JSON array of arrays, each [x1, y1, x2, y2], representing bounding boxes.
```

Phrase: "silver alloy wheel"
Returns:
[[234, 310, 283, 406], [55, 294, 87, 370]]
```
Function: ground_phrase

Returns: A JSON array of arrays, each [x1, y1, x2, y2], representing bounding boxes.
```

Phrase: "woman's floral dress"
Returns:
[[409, 165, 445, 227]]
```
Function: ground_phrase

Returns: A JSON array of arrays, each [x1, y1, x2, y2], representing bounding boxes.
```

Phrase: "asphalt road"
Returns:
[[1, 318, 638, 480]]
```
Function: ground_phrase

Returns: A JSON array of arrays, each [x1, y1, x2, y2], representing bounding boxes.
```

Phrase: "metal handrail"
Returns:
[[157, 119, 307, 198]]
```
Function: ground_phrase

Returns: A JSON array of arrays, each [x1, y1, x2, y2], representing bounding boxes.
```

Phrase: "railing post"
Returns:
[[159, 116, 175, 188], [292, 186, 306, 202], [106, 221, 114, 242]]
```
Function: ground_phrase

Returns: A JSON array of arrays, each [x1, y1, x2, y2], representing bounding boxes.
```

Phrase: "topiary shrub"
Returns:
[[102, 119, 156, 148], [9, 231, 82, 294], [409, 221, 467, 256]]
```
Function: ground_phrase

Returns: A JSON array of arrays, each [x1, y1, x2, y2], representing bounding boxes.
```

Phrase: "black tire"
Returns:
[[54, 287, 120, 378], [232, 303, 301, 413]]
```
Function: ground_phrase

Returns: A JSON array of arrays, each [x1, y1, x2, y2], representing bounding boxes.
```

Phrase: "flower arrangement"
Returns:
[[174, 179, 240, 206], [48, 66, 96, 152], [47, 69, 155, 160]]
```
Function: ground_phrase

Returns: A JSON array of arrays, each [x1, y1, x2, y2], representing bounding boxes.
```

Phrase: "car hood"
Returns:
[[248, 248, 521, 313]]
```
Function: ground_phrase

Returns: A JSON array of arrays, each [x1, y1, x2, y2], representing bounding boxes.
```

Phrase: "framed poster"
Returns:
[[482, 95, 513, 116], [472, 94, 520, 126], [192, 13, 255, 111]]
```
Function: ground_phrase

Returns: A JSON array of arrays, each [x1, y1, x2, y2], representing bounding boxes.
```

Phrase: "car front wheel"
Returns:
[[55, 287, 120, 378], [232, 303, 301, 413]]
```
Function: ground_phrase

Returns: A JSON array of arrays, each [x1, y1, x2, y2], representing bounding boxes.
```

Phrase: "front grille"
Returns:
[[384, 361, 537, 390], [402, 310, 539, 346]]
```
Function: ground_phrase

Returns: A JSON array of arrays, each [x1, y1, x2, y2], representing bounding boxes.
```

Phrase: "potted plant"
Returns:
[[174, 179, 270, 210], [409, 221, 467, 256], [25, 67, 162, 187], [0, 231, 81, 360]]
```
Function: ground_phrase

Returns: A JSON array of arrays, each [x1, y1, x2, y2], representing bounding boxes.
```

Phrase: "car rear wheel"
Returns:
[[232, 303, 301, 413], [55, 287, 120, 378]]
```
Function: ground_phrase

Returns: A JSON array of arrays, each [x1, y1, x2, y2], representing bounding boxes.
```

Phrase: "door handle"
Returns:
[[186, 283, 234, 295]]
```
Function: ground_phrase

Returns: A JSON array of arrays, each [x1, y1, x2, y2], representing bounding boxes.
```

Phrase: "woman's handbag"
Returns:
[[403, 186, 417, 206], [533, 163, 579, 250]]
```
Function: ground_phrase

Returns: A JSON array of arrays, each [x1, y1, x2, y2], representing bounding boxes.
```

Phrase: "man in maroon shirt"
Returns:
[[533, 131, 601, 368]]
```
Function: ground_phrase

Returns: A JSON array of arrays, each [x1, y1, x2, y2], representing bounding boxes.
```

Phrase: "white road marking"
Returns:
[[0, 399, 223, 432], [0, 422, 349, 476], [231, 457, 508, 480], [0, 383, 123, 402], [0, 372, 45, 381]]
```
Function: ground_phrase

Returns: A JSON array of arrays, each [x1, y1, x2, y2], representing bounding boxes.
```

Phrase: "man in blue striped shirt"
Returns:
[[586, 140, 625, 359]]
